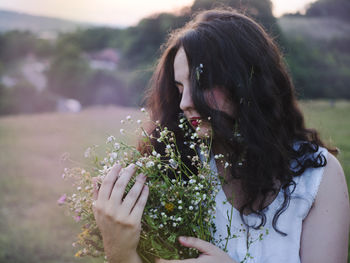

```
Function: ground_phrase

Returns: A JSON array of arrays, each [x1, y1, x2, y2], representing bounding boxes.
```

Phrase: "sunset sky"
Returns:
[[0, 0, 318, 27]]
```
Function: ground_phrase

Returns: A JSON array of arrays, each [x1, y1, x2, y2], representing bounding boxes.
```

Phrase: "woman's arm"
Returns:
[[92, 163, 149, 263], [300, 153, 350, 263]]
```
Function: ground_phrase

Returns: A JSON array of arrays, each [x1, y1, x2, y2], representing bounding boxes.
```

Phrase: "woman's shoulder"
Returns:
[[300, 152, 350, 262]]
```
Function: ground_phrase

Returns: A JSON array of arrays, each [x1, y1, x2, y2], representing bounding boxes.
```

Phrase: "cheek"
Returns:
[[205, 87, 234, 116]]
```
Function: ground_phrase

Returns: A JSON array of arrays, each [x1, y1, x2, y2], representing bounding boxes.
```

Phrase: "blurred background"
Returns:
[[0, 0, 349, 262]]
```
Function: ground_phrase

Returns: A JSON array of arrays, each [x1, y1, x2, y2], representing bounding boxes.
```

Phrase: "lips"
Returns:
[[189, 117, 201, 127]]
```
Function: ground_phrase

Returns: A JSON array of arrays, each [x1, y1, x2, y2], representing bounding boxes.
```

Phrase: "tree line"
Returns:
[[0, 0, 349, 115]]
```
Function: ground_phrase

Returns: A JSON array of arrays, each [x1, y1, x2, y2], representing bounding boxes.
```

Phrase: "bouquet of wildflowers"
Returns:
[[59, 108, 226, 263]]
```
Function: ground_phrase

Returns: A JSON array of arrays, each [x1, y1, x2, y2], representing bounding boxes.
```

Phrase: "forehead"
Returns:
[[173, 47, 189, 81]]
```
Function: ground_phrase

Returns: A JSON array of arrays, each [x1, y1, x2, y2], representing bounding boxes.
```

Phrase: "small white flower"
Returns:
[[189, 179, 196, 184], [126, 115, 131, 120], [120, 120, 125, 124], [202, 194, 207, 200], [177, 217, 182, 221], [214, 155, 219, 159], [173, 222, 177, 227], [166, 145, 171, 149], [84, 147, 92, 158], [152, 150, 157, 156], [178, 124, 183, 129], [77, 186, 82, 191], [157, 164, 162, 169], [106, 135, 116, 143], [224, 162, 229, 168], [156, 153, 161, 158], [110, 152, 118, 159], [190, 144, 195, 149], [137, 119, 142, 124], [136, 161, 143, 167], [114, 143, 120, 150], [178, 200, 182, 204], [178, 206, 182, 210], [196, 127, 200, 132], [146, 161, 155, 168], [159, 224, 164, 228], [189, 206, 193, 210], [120, 129, 125, 135], [169, 159, 178, 169], [141, 107, 146, 112]]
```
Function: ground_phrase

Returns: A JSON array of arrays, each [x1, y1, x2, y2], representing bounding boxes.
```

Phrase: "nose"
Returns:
[[179, 85, 194, 112]]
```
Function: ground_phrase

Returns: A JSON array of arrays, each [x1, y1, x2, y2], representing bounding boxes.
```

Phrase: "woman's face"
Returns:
[[173, 47, 234, 138]]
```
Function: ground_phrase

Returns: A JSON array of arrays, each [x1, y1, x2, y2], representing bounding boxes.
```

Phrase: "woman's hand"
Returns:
[[156, 236, 237, 263], [92, 163, 149, 263]]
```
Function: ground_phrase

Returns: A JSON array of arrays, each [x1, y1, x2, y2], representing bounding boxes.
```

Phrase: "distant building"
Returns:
[[86, 48, 119, 71]]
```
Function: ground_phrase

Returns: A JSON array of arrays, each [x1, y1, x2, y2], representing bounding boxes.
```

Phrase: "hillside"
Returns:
[[0, 9, 92, 34]]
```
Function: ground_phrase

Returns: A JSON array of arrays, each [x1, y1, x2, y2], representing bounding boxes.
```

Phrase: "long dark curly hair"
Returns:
[[140, 8, 337, 235]]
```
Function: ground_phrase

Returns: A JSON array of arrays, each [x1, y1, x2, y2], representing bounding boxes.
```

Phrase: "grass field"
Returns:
[[0, 101, 349, 262]]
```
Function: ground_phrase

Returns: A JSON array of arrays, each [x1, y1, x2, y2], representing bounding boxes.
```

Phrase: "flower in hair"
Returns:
[[195, 63, 204, 82]]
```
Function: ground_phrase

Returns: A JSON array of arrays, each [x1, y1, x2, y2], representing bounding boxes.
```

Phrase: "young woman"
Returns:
[[92, 9, 350, 263]]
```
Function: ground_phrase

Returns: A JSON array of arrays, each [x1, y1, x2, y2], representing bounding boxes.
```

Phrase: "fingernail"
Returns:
[[137, 173, 146, 180]]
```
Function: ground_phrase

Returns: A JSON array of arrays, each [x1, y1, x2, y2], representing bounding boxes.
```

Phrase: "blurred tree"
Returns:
[[47, 43, 92, 105], [0, 31, 37, 62], [306, 0, 350, 22], [285, 37, 350, 99]]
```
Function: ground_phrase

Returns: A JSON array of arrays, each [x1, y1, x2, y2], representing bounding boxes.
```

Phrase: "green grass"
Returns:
[[0, 101, 348, 262]]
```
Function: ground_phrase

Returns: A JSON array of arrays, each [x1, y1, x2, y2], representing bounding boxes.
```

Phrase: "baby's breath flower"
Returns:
[[189, 205, 193, 210], [169, 159, 178, 169], [126, 115, 131, 121], [137, 120, 142, 124], [106, 135, 116, 143], [141, 107, 146, 112], [120, 120, 125, 124], [178, 206, 182, 210], [152, 150, 157, 156], [146, 161, 155, 168], [224, 162, 230, 168], [120, 129, 125, 135], [136, 161, 143, 167]]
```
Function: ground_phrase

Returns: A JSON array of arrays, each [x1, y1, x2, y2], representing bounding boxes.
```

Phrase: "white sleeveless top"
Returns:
[[209, 145, 328, 263]]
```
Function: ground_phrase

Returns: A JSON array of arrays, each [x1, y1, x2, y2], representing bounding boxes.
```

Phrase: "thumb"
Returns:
[[92, 177, 99, 200], [178, 236, 216, 255]]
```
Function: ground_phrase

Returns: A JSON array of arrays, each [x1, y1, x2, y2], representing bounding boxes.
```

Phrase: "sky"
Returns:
[[0, 0, 318, 27]]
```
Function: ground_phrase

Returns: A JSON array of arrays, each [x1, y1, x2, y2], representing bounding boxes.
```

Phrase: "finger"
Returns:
[[130, 184, 149, 221], [98, 163, 122, 201], [122, 173, 147, 213], [178, 236, 217, 255], [109, 163, 137, 203]]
